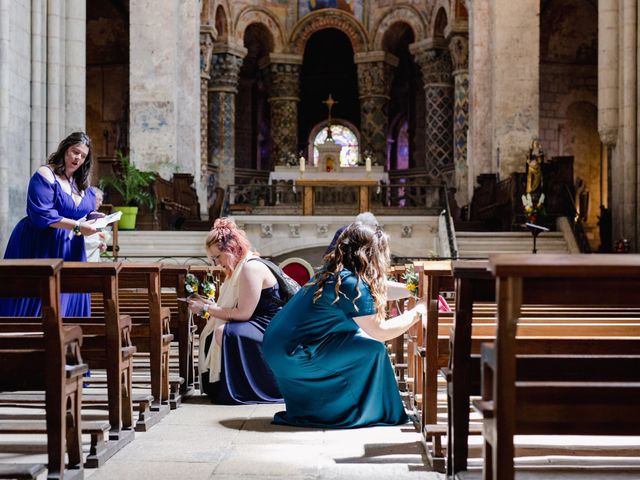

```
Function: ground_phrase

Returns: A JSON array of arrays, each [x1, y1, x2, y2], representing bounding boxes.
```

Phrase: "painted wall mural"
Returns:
[[299, 0, 364, 22]]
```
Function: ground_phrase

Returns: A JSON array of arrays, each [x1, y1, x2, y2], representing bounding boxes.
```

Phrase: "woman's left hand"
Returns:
[[187, 295, 206, 315]]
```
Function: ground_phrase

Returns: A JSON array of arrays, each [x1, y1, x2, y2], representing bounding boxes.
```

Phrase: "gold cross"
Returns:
[[322, 94, 338, 123]]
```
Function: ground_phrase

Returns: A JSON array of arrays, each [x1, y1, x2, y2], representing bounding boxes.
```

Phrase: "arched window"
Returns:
[[311, 124, 360, 167]]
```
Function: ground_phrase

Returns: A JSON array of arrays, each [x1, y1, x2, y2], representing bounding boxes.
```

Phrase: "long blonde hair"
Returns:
[[310, 222, 389, 320]]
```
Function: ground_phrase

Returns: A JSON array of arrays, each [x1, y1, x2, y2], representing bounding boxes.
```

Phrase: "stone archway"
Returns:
[[289, 9, 369, 55], [371, 6, 427, 50], [234, 6, 286, 53]]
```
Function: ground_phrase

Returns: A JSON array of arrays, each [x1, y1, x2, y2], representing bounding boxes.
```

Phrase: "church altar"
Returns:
[[268, 166, 389, 185]]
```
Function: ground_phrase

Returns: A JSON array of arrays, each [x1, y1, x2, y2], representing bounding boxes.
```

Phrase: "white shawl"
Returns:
[[198, 252, 253, 386]]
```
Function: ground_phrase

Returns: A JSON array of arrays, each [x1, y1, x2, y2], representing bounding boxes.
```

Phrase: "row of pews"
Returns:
[[0, 259, 224, 479], [388, 254, 640, 480]]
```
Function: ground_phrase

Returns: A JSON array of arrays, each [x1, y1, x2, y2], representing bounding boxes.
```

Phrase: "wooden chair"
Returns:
[[279, 257, 314, 286]]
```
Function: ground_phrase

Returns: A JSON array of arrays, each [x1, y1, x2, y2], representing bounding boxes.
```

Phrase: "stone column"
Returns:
[[489, 0, 540, 178], [265, 54, 303, 166], [411, 39, 454, 183], [467, 0, 492, 199], [130, 0, 200, 179], [64, 0, 86, 132], [208, 43, 246, 191], [448, 33, 470, 206], [199, 24, 216, 216], [354, 51, 398, 166], [619, 0, 638, 247]]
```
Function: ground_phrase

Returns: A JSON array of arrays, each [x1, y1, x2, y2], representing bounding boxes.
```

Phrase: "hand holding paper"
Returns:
[[87, 211, 122, 230]]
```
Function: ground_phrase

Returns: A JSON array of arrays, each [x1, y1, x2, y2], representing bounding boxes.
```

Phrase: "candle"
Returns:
[[299, 156, 305, 173], [365, 156, 371, 172]]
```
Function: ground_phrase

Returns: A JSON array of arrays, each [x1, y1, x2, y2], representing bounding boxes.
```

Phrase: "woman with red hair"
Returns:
[[187, 218, 282, 404]]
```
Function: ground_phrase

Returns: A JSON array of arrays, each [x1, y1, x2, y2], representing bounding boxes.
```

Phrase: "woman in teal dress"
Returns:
[[263, 222, 427, 428]]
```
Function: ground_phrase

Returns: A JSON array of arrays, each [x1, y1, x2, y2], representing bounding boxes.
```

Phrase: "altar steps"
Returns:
[[455, 230, 573, 259]]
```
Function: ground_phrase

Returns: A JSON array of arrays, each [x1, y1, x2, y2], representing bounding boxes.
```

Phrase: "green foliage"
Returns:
[[99, 151, 156, 209]]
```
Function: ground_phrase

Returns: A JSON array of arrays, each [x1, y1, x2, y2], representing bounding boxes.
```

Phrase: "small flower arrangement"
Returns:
[[522, 192, 546, 224], [184, 273, 216, 320], [402, 265, 419, 298]]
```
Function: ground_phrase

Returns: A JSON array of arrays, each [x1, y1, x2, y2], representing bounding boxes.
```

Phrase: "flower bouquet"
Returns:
[[184, 273, 216, 320], [402, 265, 419, 298], [522, 192, 546, 224]]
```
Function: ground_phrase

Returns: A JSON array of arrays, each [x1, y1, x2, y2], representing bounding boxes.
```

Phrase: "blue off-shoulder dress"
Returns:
[[201, 282, 283, 405], [0, 170, 96, 317], [263, 270, 409, 428]]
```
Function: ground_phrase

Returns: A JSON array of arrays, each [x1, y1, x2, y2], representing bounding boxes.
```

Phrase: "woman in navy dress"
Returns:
[[0, 132, 99, 317], [187, 218, 282, 404], [263, 222, 427, 428]]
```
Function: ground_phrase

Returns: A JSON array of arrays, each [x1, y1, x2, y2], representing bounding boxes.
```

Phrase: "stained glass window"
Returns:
[[312, 125, 359, 167]]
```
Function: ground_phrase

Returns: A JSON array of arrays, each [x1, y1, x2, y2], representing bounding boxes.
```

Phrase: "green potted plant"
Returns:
[[99, 151, 155, 230]]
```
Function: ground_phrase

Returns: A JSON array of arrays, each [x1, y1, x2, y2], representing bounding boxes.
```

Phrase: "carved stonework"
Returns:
[[412, 46, 454, 183], [290, 10, 367, 55], [200, 32, 215, 75], [372, 7, 426, 50], [260, 223, 273, 238], [356, 57, 397, 166], [448, 35, 469, 73], [268, 62, 302, 166], [401, 224, 413, 238], [209, 52, 243, 93], [413, 48, 453, 85], [288, 223, 301, 238], [316, 224, 329, 237], [269, 62, 301, 99], [599, 127, 618, 146]]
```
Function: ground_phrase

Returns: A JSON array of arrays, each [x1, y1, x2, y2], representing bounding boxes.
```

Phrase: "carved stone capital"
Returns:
[[411, 46, 453, 86], [268, 62, 302, 99], [356, 56, 397, 98], [598, 127, 618, 146], [209, 52, 244, 93], [448, 35, 469, 73]]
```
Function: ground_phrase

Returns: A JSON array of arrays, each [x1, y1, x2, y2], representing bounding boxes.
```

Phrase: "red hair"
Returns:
[[205, 217, 251, 261]]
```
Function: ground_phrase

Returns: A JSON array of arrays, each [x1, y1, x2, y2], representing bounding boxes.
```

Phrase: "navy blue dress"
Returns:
[[0, 170, 95, 317], [201, 283, 283, 405]]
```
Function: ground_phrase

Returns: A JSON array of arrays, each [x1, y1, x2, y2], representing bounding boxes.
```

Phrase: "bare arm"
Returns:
[[386, 279, 412, 301], [352, 297, 428, 342], [188, 260, 276, 321]]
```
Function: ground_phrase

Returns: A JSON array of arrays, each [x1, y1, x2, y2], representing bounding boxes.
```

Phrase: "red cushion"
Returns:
[[282, 262, 312, 287]]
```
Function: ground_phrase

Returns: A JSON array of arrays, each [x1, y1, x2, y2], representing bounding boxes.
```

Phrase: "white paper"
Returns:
[[88, 211, 122, 230]]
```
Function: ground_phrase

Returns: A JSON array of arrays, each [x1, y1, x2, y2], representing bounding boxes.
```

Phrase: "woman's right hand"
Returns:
[[79, 221, 99, 236]]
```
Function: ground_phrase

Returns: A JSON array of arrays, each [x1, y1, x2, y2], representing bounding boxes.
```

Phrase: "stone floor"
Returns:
[[83, 396, 439, 480], [4, 396, 640, 479]]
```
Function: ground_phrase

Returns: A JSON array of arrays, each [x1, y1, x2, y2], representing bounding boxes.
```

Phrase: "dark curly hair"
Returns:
[[47, 132, 93, 192]]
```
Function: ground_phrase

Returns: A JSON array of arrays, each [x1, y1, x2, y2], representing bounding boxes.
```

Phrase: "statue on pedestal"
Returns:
[[526, 139, 544, 198]]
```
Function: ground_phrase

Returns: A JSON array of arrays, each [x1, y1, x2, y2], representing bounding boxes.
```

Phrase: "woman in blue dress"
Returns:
[[0, 132, 99, 317], [187, 218, 283, 404], [263, 222, 427, 428]]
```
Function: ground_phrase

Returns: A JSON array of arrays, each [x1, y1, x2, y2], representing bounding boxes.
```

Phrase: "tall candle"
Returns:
[[299, 156, 305, 173], [365, 156, 372, 172]]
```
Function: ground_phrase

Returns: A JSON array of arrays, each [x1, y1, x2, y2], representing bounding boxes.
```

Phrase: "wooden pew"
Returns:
[[159, 264, 192, 403], [60, 262, 136, 464], [411, 260, 453, 472], [479, 254, 640, 480], [118, 263, 172, 428], [0, 260, 86, 480]]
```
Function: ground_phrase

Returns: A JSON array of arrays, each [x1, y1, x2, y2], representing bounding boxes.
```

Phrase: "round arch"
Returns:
[[429, 2, 450, 39], [289, 9, 369, 55], [213, 2, 231, 42], [371, 6, 427, 50], [234, 6, 287, 53]]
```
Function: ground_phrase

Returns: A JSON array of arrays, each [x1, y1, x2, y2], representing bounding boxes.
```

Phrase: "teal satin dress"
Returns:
[[263, 269, 408, 428]]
